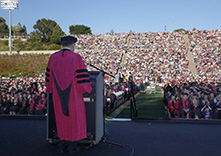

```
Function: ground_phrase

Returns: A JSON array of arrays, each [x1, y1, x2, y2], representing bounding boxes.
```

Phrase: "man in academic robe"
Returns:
[[45, 36, 92, 153]]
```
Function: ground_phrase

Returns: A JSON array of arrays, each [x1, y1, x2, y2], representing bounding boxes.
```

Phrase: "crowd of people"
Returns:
[[164, 82, 221, 119], [74, 29, 221, 119], [0, 74, 134, 116], [75, 29, 220, 85], [0, 75, 47, 115], [0, 29, 220, 118]]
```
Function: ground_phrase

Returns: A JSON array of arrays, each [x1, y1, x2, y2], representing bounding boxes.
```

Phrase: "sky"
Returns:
[[0, 0, 221, 34]]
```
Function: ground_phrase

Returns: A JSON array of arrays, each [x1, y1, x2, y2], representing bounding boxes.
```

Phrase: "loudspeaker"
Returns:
[[46, 71, 104, 144]]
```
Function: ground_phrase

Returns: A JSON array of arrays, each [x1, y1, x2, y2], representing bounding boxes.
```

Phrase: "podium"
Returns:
[[46, 71, 104, 145]]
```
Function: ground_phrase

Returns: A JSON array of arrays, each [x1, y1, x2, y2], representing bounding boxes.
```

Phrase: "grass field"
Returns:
[[116, 93, 167, 119], [0, 54, 50, 77]]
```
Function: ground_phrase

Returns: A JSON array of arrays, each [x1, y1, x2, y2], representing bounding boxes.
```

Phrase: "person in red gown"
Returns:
[[35, 92, 46, 115], [179, 93, 191, 119], [167, 94, 180, 118], [46, 36, 92, 153]]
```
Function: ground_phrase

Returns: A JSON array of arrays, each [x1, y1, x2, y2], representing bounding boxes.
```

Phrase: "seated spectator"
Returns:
[[201, 100, 212, 119], [214, 93, 221, 118], [215, 93, 221, 107], [209, 92, 218, 119], [9, 98, 19, 115], [28, 93, 38, 115], [18, 93, 28, 114], [191, 94, 201, 119], [26, 90, 31, 101], [0, 93, 7, 114], [31, 82, 38, 94], [1, 92, 11, 114], [17, 91, 23, 103], [35, 92, 46, 115]]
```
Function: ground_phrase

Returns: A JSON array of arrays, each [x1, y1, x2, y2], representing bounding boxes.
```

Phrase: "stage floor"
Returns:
[[0, 119, 221, 156]]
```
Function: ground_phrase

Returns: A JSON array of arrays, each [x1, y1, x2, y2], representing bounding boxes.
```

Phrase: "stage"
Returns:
[[0, 116, 221, 156]]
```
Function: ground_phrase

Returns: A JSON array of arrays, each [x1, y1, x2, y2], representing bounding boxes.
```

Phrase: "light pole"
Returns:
[[9, 9, 12, 54], [1, 0, 19, 55]]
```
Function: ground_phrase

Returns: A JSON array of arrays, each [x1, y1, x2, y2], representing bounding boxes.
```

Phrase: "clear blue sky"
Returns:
[[0, 0, 221, 34]]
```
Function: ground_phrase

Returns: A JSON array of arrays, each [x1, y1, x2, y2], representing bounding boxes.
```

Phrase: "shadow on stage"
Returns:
[[1, 115, 221, 156]]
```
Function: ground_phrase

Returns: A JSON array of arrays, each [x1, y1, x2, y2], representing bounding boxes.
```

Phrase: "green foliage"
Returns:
[[32, 42, 44, 50], [32, 18, 58, 43], [12, 24, 26, 36], [0, 40, 9, 51], [0, 40, 8, 47], [0, 17, 6, 23], [12, 25, 21, 34], [0, 17, 9, 37], [22, 25, 27, 35], [69, 25, 92, 35], [48, 44, 61, 50], [0, 38, 62, 51], [174, 28, 186, 32], [51, 25, 65, 44], [13, 39, 24, 51], [0, 18, 92, 51], [12, 38, 43, 50], [0, 22, 9, 37], [27, 37, 39, 43], [3, 40, 8, 46], [192, 28, 196, 31]]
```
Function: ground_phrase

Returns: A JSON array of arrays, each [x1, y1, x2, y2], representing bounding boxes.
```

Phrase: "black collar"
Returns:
[[62, 48, 71, 51], [62, 48, 71, 56]]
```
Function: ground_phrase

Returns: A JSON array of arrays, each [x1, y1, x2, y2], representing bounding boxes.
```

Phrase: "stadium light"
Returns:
[[1, 0, 19, 55]]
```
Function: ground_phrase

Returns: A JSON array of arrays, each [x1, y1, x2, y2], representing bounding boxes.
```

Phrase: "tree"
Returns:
[[174, 28, 186, 32], [18, 22, 22, 27], [12, 25, 22, 36], [32, 18, 58, 42], [0, 17, 9, 37], [51, 25, 65, 44], [12, 23, 27, 36], [69, 25, 92, 35], [0, 17, 6, 23], [22, 25, 27, 35]]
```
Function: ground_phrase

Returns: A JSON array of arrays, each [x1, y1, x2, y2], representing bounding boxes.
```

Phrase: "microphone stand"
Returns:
[[88, 64, 115, 78]]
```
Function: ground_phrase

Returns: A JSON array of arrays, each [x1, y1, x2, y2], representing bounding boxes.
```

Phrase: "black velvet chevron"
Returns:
[[52, 71, 72, 116]]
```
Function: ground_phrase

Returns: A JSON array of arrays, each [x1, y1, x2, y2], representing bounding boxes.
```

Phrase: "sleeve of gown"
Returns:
[[45, 56, 53, 93], [75, 54, 92, 94]]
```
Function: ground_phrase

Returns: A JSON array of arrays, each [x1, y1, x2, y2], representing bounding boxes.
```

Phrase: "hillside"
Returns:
[[0, 54, 50, 77]]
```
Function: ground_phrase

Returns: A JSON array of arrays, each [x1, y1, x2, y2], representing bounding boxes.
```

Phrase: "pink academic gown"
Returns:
[[46, 49, 92, 142]]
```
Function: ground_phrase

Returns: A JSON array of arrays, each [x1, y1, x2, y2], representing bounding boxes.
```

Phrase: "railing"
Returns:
[[104, 91, 126, 115]]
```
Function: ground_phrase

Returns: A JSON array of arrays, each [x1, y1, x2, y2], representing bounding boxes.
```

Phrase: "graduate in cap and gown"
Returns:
[[45, 36, 92, 153], [167, 94, 180, 118], [179, 93, 192, 118]]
